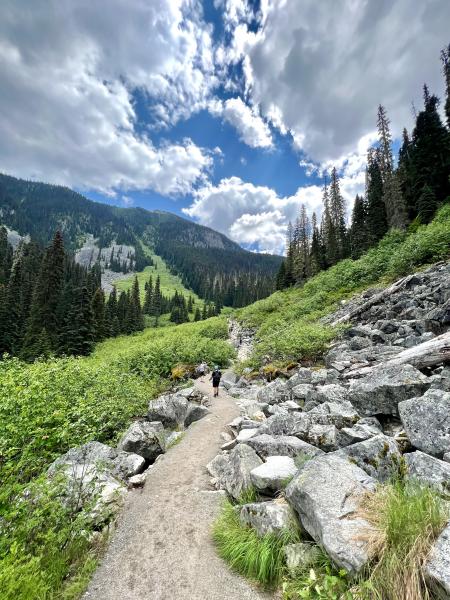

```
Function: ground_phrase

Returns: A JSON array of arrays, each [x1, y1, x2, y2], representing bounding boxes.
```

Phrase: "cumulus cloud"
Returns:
[[0, 0, 215, 194], [209, 97, 272, 148], [184, 177, 323, 254], [226, 0, 450, 162]]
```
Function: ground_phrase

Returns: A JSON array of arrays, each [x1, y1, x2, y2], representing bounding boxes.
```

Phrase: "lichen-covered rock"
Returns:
[[291, 384, 315, 402], [334, 434, 401, 482], [399, 389, 450, 456], [308, 399, 359, 428], [118, 421, 165, 462], [260, 412, 310, 437], [240, 500, 297, 536], [113, 451, 146, 480], [425, 523, 450, 598], [285, 454, 376, 574], [339, 418, 382, 446], [221, 371, 239, 390], [305, 384, 349, 405], [236, 428, 259, 443], [348, 364, 429, 416], [286, 368, 313, 387], [404, 451, 450, 494], [257, 378, 291, 405], [147, 394, 189, 427], [305, 423, 343, 452], [284, 543, 321, 573], [209, 444, 263, 500], [247, 434, 324, 460], [250, 456, 297, 491]]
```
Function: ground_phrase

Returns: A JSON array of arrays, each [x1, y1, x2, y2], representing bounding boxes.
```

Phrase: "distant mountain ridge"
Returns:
[[0, 173, 282, 306]]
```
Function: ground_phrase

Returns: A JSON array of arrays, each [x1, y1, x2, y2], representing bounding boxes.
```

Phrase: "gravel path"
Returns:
[[84, 378, 272, 600]]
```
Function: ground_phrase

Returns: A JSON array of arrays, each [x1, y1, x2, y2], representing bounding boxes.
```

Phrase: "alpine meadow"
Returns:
[[1, 3, 450, 600]]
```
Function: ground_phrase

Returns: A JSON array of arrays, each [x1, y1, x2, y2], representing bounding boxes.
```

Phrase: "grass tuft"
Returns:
[[213, 500, 300, 587], [357, 479, 449, 600]]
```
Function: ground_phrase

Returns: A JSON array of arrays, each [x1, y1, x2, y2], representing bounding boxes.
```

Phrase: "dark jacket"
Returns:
[[211, 370, 222, 386]]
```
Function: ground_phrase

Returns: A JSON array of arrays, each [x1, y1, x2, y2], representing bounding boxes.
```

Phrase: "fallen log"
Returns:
[[345, 331, 450, 378], [331, 274, 417, 326]]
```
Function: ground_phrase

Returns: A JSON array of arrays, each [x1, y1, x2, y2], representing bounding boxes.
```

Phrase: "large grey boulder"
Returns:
[[425, 523, 450, 598], [286, 368, 313, 387], [246, 434, 324, 460], [260, 412, 310, 437], [48, 454, 126, 525], [221, 371, 239, 390], [305, 423, 344, 452], [240, 500, 297, 537], [348, 364, 429, 416], [250, 456, 298, 492], [306, 384, 349, 405], [210, 444, 263, 500], [184, 403, 210, 427], [148, 394, 189, 427], [285, 454, 376, 574], [257, 379, 291, 405], [308, 399, 359, 429], [404, 451, 450, 493], [291, 384, 315, 402], [399, 389, 450, 457], [118, 421, 165, 462], [339, 418, 382, 446], [48, 441, 145, 481], [334, 434, 401, 482]]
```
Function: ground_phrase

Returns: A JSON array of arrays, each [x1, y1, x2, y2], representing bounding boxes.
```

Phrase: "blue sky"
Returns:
[[0, 0, 449, 253]]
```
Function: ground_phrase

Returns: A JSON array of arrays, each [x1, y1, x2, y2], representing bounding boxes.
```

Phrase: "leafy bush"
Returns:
[[0, 316, 234, 598], [238, 205, 450, 367], [213, 500, 299, 587]]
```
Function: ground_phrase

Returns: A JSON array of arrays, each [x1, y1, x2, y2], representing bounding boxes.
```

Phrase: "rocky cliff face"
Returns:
[[209, 261, 450, 592]]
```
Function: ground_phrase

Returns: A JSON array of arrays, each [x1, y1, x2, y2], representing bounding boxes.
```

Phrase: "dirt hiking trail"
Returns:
[[84, 377, 272, 600]]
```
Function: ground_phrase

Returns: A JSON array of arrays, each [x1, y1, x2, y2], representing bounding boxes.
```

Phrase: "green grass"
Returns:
[[237, 204, 450, 368], [213, 500, 300, 588], [114, 252, 201, 305], [357, 479, 449, 600]]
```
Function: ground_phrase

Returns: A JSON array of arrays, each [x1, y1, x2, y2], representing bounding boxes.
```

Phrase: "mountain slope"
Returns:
[[0, 173, 282, 305]]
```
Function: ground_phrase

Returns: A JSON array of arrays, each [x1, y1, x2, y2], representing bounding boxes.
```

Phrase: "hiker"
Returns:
[[210, 365, 222, 397], [196, 361, 208, 379]]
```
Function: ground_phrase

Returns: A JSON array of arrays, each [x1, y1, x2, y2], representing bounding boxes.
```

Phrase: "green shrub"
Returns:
[[282, 551, 352, 599], [213, 500, 299, 587]]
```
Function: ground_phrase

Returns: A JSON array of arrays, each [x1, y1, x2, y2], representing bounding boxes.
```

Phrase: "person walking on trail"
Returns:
[[210, 365, 222, 397]]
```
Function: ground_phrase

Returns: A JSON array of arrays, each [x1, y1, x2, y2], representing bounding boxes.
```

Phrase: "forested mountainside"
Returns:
[[0, 173, 282, 306]]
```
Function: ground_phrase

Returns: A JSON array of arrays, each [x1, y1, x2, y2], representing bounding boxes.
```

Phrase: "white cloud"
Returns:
[[209, 97, 272, 148], [225, 0, 450, 162], [184, 176, 323, 254], [0, 0, 215, 195]]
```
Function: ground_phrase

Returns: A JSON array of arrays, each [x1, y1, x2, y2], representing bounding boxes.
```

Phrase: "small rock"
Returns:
[[334, 434, 402, 482], [284, 543, 321, 573], [246, 434, 324, 460], [128, 472, 148, 487], [147, 394, 189, 428], [236, 428, 259, 443], [118, 421, 165, 462]]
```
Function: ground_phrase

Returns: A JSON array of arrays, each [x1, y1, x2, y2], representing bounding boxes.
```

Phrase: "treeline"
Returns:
[[277, 44, 450, 289], [158, 244, 280, 308], [0, 230, 105, 359]]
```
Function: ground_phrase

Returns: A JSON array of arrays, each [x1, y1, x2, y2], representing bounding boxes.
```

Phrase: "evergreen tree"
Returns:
[[397, 128, 415, 220], [60, 286, 94, 356], [92, 288, 106, 340], [152, 275, 162, 323], [117, 290, 129, 333], [376, 105, 407, 229], [321, 179, 338, 267], [441, 43, 450, 128], [275, 261, 287, 290], [283, 222, 295, 286], [366, 149, 388, 243], [349, 194, 369, 259], [22, 231, 65, 354], [194, 307, 201, 321], [417, 184, 438, 224], [407, 88, 450, 216], [143, 275, 153, 314], [309, 212, 325, 276], [202, 303, 208, 320], [0, 284, 8, 354], [128, 276, 144, 331], [0, 226, 13, 285], [329, 167, 348, 259]]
